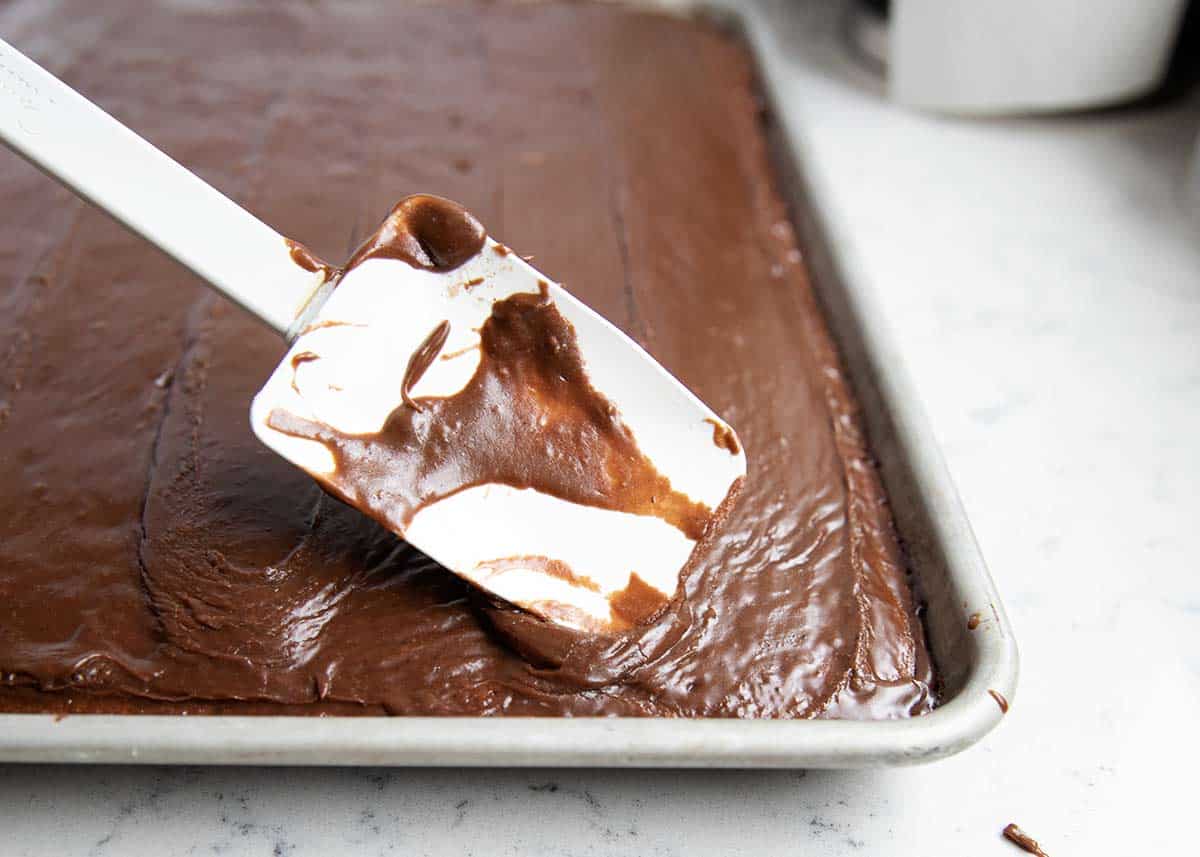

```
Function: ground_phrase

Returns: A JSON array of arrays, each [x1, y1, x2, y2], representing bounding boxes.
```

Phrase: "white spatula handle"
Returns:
[[0, 37, 321, 336]]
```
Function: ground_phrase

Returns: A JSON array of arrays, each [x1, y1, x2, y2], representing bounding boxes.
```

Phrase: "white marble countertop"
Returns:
[[4, 1, 1199, 853]]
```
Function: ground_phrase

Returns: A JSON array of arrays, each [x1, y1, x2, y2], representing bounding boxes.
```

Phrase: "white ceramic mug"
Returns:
[[890, 0, 1189, 114]]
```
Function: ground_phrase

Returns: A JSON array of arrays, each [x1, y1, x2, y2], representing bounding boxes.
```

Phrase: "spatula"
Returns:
[[0, 38, 745, 633]]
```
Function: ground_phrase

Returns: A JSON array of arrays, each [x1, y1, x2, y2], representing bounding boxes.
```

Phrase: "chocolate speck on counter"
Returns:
[[1002, 823, 1050, 856], [989, 689, 1009, 713], [968, 612, 982, 630]]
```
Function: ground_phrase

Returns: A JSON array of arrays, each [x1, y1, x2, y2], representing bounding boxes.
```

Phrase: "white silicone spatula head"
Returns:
[[0, 38, 745, 633], [251, 197, 746, 632]]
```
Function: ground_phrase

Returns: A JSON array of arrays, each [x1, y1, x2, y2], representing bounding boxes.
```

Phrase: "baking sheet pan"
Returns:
[[0, 0, 1018, 767]]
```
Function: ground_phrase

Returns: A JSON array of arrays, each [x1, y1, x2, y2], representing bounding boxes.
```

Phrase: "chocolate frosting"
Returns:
[[399, 319, 451, 411], [284, 238, 332, 278], [1002, 824, 1050, 857], [0, 0, 935, 718], [269, 282, 712, 541], [343, 195, 486, 274]]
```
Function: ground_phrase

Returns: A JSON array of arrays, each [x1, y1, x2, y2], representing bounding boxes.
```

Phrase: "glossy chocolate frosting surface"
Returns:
[[0, 1, 935, 718]]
